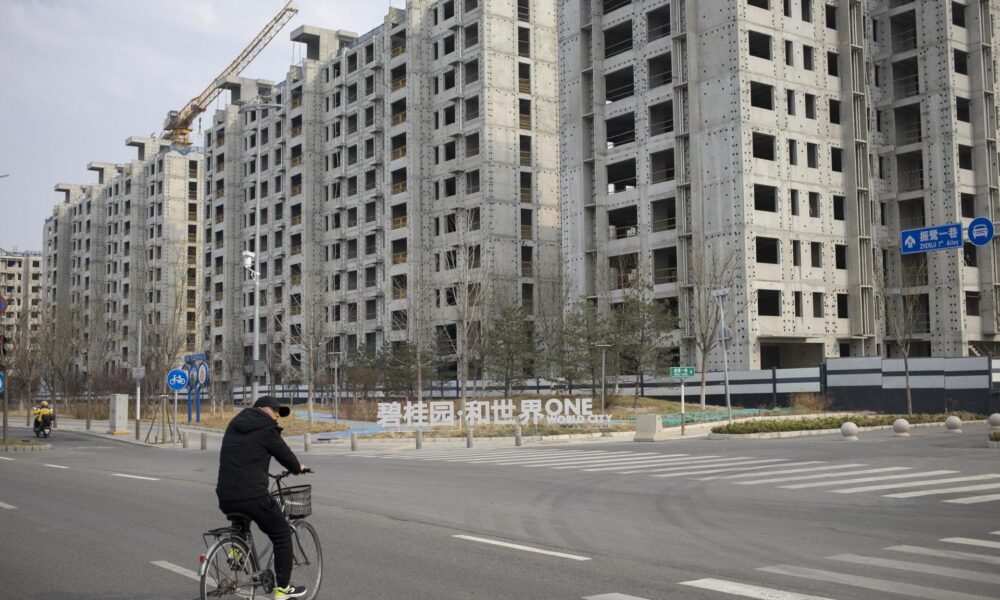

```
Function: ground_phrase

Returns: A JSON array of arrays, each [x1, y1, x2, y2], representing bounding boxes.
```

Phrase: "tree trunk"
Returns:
[[699, 351, 709, 409], [903, 352, 913, 415], [416, 348, 423, 405]]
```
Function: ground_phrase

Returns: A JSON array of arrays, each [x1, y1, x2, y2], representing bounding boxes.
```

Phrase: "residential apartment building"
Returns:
[[0, 248, 43, 354], [559, 0, 1000, 370], [203, 0, 560, 391], [42, 137, 203, 377]]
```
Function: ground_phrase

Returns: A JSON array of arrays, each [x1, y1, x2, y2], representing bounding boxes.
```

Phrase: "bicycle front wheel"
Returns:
[[290, 520, 323, 600], [200, 536, 258, 599]]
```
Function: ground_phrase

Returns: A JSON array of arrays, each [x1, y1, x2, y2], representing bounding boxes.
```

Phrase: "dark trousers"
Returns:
[[219, 495, 293, 587]]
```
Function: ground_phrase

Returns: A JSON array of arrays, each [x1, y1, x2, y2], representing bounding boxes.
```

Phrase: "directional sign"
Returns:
[[0, 372, 5, 393], [670, 366, 696, 378], [900, 223, 962, 255], [968, 217, 995, 246], [196, 362, 210, 388], [184, 353, 207, 363], [0, 296, 7, 316], [166, 369, 189, 391]]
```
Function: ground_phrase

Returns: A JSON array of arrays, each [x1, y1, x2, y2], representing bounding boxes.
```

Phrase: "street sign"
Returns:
[[900, 223, 963, 255], [0, 372, 5, 393], [166, 369, 188, 391], [0, 296, 8, 316], [196, 362, 210, 387], [670, 366, 695, 378], [184, 353, 207, 362], [968, 217, 995, 246], [132, 367, 146, 381]]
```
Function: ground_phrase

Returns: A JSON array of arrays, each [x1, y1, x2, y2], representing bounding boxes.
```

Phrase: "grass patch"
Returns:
[[712, 412, 986, 435], [185, 409, 349, 437], [1, 439, 43, 446]]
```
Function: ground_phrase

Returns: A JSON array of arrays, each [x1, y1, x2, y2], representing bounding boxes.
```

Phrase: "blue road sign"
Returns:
[[166, 368, 189, 391], [0, 372, 5, 393], [968, 217, 995, 246], [184, 353, 207, 363], [900, 223, 963, 255]]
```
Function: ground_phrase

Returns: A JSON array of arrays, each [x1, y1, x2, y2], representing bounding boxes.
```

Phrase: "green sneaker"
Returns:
[[273, 585, 307, 599]]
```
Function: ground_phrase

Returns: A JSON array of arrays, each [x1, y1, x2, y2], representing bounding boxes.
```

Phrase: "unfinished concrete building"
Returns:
[[559, 0, 1000, 369], [202, 0, 560, 391], [42, 138, 203, 379], [0, 248, 43, 352]]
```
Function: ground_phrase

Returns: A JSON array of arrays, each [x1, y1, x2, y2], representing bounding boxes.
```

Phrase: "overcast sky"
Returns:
[[0, 0, 395, 251]]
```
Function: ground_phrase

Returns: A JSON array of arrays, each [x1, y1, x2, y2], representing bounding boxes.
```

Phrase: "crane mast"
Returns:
[[162, 1, 299, 145]]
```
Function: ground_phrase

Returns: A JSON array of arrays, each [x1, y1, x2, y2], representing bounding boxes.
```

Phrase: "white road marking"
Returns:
[[0, 456, 15, 461], [885, 483, 1000, 499], [582, 594, 651, 600], [991, 531, 1000, 535], [828, 553, 1000, 585], [887, 545, 1000, 566], [544, 453, 688, 469], [0, 501, 17, 510], [779, 470, 958, 489], [944, 493, 1000, 505], [586, 455, 733, 472], [661, 461, 823, 478], [648, 459, 789, 477], [735, 467, 910, 485], [941, 537, 1000, 550], [497, 452, 646, 466], [758, 564, 994, 600], [452, 534, 591, 561], [701, 463, 862, 481], [443, 450, 597, 463], [151, 560, 201, 582], [112, 473, 160, 481], [834, 474, 1000, 494], [461, 451, 618, 465], [619, 456, 754, 474], [43, 464, 68, 469], [679, 578, 836, 599]]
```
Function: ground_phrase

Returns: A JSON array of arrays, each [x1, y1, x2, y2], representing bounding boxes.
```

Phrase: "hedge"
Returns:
[[712, 412, 985, 435], [990, 431, 1000, 442]]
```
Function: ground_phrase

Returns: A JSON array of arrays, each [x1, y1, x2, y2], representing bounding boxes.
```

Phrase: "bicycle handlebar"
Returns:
[[270, 468, 313, 482]]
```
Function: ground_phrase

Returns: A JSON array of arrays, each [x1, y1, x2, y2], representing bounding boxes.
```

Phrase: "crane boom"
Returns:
[[163, 0, 299, 145]]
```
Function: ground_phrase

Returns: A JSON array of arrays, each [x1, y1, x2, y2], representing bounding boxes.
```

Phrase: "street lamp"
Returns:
[[238, 101, 281, 406], [328, 350, 343, 425], [594, 343, 611, 413], [712, 288, 733, 425]]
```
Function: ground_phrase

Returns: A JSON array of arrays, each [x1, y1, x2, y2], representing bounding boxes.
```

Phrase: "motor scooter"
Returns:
[[34, 414, 52, 438]]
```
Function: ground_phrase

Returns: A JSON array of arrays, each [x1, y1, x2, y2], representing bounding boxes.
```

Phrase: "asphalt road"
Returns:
[[1, 424, 998, 599]]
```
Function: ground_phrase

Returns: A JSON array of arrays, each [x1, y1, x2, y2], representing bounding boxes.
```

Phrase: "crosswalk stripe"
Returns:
[[0, 456, 15, 461], [493, 451, 644, 464], [885, 483, 1000, 499], [618, 456, 753, 474], [585, 456, 739, 473], [398, 449, 566, 460], [151, 560, 202, 582], [828, 553, 1000, 585], [943, 493, 1000, 505], [886, 545, 1000, 566], [648, 459, 788, 477], [758, 564, 995, 600], [941, 537, 1000, 551], [550, 454, 697, 470], [735, 467, 910, 486], [448, 451, 601, 463], [518, 453, 671, 467], [0, 502, 16, 510], [834, 474, 1000, 494], [582, 594, 651, 599], [679, 578, 836, 599], [651, 459, 792, 478], [701, 463, 862, 481], [672, 461, 824, 479], [779, 470, 958, 490]]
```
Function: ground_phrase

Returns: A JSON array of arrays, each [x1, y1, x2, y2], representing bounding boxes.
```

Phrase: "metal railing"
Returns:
[[898, 169, 924, 192], [391, 112, 407, 125], [188, 168, 198, 179], [651, 165, 676, 184], [215, 188, 225, 198], [391, 146, 407, 160], [895, 121, 922, 145], [291, 214, 302, 226], [291, 185, 302, 196], [392, 251, 408, 264], [606, 129, 636, 148], [521, 224, 533, 240], [894, 74, 920, 99], [605, 82, 635, 103], [892, 30, 917, 53], [519, 78, 531, 94], [521, 261, 533, 277], [393, 286, 407, 300], [519, 114, 531, 129], [650, 116, 674, 136], [291, 244, 302, 256], [607, 175, 637, 194], [520, 150, 532, 166], [520, 187, 533, 202], [291, 155, 303, 167], [649, 71, 673, 88], [648, 22, 671, 41], [518, 41, 531, 58], [604, 37, 633, 59], [610, 224, 639, 239], [654, 266, 678, 284], [291, 96, 302, 108], [391, 43, 406, 57], [392, 76, 407, 91], [651, 216, 676, 232], [392, 216, 408, 229], [392, 180, 408, 194]]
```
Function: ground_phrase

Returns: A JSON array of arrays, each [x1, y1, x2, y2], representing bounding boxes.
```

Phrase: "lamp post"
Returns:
[[328, 350, 342, 425], [238, 101, 281, 405], [594, 343, 611, 413], [712, 288, 733, 425]]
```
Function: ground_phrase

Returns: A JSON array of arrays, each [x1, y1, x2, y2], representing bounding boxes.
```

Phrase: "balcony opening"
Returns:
[[748, 31, 772, 60], [756, 237, 780, 264], [391, 168, 408, 194], [604, 21, 633, 59], [520, 135, 532, 166], [894, 105, 921, 145], [608, 205, 639, 240], [833, 195, 845, 221], [518, 27, 531, 58], [954, 49, 969, 75], [390, 31, 406, 57], [519, 99, 532, 129], [391, 238, 408, 264], [748, 0, 768, 8], [605, 66, 635, 102], [391, 99, 407, 125], [647, 5, 670, 41], [758, 289, 781, 316], [391, 133, 407, 160], [959, 144, 974, 170], [649, 100, 673, 135], [651, 197, 676, 231], [750, 81, 774, 110], [606, 112, 636, 148], [966, 291, 979, 316], [752, 132, 776, 160], [653, 247, 678, 284], [521, 246, 533, 278], [610, 253, 639, 289], [518, 62, 531, 94], [892, 58, 920, 99], [392, 274, 407, 299], [607, 158, 637, 194], [520, 208, 534, 240], [957, 96, 971, 122], [648, 52, 672, 88], [518, 0, 530, 20], [391, 203, 408, 229], [896, 151, 923, 193], [650, 149, 675, 183], [520, 171, 533, 202], [962, 193, 975, 218], [896, 198, 925, 230], [835, 244, 848, 269], [754, 183, 777, 212], [391, 65, 407, 91]]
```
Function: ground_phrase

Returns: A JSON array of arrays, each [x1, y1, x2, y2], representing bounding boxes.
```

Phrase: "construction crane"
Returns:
[[162, 0, 299, 145]]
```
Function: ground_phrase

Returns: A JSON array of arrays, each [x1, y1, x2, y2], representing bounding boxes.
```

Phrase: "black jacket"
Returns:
[[216, 408, 302, 502]]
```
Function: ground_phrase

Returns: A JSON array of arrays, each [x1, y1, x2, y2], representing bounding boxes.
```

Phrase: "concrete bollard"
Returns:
[[304, 433, 311, 453], [892, 418, 911, 438], [466, 428, 474, 449], [200, 432, 208, 450], [350, 432, 358, 451], [416, 429, 423, 450], [945, 415, 963, 433], [988, 413, 1000, 432], [515, 426, 522, 447], [182, 432, 190, 449], [840, 421, 859, 441]]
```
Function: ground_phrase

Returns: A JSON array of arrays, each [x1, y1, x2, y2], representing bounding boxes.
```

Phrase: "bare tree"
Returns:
[[451, 207, 490, 423], [617, 281, 678, 403], [7, 307, 44, 416], [481, 301, 534, 399], [293, 267, 332, 426], [563, 301, 608, 396], [686, 245, 743, 408], [879, 254, 929, 415]]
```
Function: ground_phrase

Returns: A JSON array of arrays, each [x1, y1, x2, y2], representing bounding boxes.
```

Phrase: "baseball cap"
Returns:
[[253, 396, 291, 417]]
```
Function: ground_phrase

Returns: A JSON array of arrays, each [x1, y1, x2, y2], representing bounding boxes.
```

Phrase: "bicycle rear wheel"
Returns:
[[289, 520, 323, 600], [200, 536, 258, 599]]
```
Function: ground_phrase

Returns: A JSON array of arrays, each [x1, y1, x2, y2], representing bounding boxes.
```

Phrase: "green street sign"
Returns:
[[670, 366, 695, 378]]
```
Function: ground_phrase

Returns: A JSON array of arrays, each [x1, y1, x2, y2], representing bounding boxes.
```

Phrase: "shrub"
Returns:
[[789, 393, 830, 413], [712, 412, 985, 435], [990, 431, 1000, 442]]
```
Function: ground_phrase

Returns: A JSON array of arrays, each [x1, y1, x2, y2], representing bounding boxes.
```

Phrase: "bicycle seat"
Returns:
[[226, 513, 252, 534]]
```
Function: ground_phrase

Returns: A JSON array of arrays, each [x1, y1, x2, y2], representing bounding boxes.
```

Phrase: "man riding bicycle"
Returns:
[[216, 396, 309, 599]]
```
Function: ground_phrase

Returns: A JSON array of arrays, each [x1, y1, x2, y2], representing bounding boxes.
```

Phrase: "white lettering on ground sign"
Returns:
[[375, 398, 613, 427]]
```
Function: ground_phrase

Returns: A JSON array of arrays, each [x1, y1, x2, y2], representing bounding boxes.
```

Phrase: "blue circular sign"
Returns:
[[968, 217, 995, 246], [0, 373, 6, 393], [166, 368, 189, 391]]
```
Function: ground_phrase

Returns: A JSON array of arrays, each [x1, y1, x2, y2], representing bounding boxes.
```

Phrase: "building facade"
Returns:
[[0, 248, 43, 357], [42, 138, 203, 381], [202, 0, 560, 391], [559, 0, 1000, 370]]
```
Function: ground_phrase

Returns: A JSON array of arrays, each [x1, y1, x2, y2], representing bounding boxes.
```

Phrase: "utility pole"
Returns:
[[594, 343, 611, 413], [135, 319, 143, 440], [712, 289, 733, 425]]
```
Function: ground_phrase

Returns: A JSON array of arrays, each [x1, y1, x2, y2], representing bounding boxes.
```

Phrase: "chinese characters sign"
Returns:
[[376, 398, 612, 427], [900, 223, 962, 255]]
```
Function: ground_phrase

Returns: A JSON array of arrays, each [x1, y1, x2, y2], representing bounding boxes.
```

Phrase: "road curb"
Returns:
[[332, 430, 637, 444], [1, 443, 52, 452], [708, 419, 989, 440]]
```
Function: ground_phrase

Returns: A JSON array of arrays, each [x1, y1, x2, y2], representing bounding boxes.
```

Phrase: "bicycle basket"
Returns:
[[274, 484, 312, 518]]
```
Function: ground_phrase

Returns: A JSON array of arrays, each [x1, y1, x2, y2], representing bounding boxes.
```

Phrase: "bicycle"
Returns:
[[199, 470, 323, 599]]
